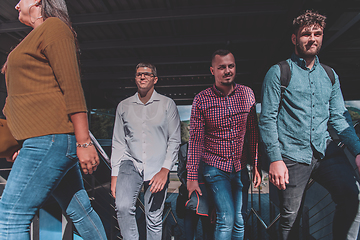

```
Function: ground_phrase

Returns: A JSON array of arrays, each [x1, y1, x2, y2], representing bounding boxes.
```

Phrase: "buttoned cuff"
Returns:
[[162, 159, 173, 172], [111, 165, 120, 177], [187, 171, 198, 181], [268, 149, 283, 163]]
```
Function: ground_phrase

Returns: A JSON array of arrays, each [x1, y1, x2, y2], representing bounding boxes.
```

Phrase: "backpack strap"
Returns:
[[277, 60, 291, 96], [277, 61, 335, 92], [320, 63, 335, 85]]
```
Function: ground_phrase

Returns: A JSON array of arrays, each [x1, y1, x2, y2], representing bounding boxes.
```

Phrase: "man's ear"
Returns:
[[153, 77, 158, 85], [210, 66, 214, 75], [291, 34, 297, 46]]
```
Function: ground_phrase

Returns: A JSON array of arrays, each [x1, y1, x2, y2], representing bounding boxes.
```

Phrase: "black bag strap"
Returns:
[[320, 63, 335, 85], [278, 60, 291, 96], [277, 61, 335, 96]]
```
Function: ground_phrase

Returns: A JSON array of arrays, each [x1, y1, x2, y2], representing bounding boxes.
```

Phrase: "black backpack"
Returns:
[[277, 60, 335, 95]]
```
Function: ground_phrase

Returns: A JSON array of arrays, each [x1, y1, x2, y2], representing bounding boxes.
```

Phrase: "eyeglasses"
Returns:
[[135, 72, 155, 78]]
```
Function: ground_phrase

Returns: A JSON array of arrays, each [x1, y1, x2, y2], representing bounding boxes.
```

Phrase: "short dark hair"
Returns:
[[293, 10, 326, 34], [211, 49, 232, 65], [135, 62, 157, 77]]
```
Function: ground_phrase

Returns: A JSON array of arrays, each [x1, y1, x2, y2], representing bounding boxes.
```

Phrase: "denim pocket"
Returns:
[[203, 163, 223, 184], [66, 134, 78, 161]]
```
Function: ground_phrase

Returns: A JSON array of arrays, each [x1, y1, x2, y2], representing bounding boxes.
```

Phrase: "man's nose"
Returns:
[[309, 34, 315, 41]]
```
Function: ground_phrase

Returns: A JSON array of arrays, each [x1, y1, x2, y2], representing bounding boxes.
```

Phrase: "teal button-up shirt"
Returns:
[[259, 53, 360, 164]]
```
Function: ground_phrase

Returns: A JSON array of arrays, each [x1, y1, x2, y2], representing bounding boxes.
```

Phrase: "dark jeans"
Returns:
[[184, 209, 214, 240], [279, 143, 360, 240]]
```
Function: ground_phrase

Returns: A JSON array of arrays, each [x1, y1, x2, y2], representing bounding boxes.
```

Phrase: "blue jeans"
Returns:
[[0, 134, 107, 240], [203, 163, 250, 240], [279, 142, 360, 240], [115, 160, 168, 240]]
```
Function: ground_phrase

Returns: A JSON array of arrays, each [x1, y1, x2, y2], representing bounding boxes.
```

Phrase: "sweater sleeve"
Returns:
[[43, 19, 87, 115]]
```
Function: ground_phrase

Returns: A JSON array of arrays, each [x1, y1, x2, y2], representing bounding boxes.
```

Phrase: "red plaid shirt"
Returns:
[[186, 84, 259, 181]]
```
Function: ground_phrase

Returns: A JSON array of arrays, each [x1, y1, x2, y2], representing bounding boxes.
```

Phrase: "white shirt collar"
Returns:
[[133, 90, 160, 105]]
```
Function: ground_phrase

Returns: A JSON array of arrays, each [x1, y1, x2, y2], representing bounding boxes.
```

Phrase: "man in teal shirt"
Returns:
[[259, 10, 360, 240]]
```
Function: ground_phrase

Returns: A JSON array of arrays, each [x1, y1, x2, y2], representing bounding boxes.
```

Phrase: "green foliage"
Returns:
[[181, 120, 190, 143], [347, 108, 360, 122], [90, 109, 115, 139]]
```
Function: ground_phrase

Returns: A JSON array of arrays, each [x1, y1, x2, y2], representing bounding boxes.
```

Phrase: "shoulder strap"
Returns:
[[320, 63, 335, 85], [277, 60, 291, 96], [278, 61, 335, 90]]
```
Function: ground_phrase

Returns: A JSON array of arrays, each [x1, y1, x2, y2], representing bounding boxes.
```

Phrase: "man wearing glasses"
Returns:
[[110, 63, 181, 240]]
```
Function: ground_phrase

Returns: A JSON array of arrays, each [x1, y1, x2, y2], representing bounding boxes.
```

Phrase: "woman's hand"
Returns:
[[5, 149, 20, 163], [70, 112, 99, 174], [77, 145, 99, 174]]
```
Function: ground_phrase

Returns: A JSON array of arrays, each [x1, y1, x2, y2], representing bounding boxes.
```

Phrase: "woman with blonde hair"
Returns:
[[0, 0, 107, 239]]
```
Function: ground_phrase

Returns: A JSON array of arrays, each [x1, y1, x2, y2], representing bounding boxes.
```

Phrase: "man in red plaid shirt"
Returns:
[[186, 49, 261, 239]]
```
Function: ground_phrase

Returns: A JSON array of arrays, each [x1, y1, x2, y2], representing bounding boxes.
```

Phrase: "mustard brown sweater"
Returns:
[[3, 17, 87, 140]]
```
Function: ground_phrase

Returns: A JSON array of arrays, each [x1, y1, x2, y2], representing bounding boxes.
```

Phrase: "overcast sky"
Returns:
[[177, 105, 192, 121], [345, 100, 360, 110]]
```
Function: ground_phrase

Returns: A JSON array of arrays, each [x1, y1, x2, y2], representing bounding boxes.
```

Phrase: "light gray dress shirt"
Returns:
[[110, 90, 181, 181]]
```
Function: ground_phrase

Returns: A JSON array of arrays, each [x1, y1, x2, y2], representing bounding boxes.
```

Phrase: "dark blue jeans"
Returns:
[[279, 143, 360, 240], [203, 163, 250, 240]]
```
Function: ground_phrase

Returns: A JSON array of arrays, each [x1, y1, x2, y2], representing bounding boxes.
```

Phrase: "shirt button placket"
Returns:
[[142, 106, 146, 160], [309, 73, 315, 135], [226, 96, 235, 158]]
